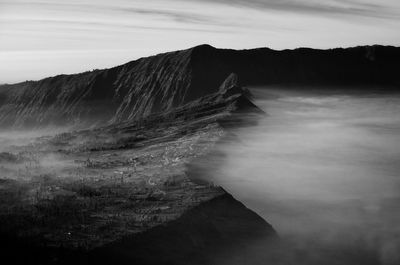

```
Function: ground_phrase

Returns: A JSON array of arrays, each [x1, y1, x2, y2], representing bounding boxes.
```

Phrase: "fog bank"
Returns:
[[192, 88, 400, 265]]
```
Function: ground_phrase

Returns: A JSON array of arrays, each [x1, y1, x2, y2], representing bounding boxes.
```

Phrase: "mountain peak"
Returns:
[[191, 44, 216, 51]]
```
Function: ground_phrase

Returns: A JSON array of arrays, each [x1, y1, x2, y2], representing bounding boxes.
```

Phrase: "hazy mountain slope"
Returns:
[[0, 44, 399, 128], [0, 73, 274, 265], [0, 48, 193, 127]]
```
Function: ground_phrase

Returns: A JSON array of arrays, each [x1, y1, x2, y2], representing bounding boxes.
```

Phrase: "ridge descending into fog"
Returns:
[[0, 44, 399, 128]]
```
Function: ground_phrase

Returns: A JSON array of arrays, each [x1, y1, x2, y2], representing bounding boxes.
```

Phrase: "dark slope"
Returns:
[[90, 193, 276, 265], [0, 44, 399, 127], [189, 44, 400, 92], [1, 192, 276, 265]]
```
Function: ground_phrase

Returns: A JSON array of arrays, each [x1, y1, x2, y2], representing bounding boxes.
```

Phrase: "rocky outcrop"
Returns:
[[0, 44, 399, 128]]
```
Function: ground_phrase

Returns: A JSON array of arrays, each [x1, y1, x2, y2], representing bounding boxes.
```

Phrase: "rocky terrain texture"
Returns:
[[0, 44, 398, 128], [0, 75, 274, 264]]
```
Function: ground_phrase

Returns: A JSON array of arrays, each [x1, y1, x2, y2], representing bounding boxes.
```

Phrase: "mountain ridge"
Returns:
[[1, 44, 399, 128]]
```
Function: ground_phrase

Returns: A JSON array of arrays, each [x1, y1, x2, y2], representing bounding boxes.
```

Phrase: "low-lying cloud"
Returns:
[[191, 88, 400, 264]]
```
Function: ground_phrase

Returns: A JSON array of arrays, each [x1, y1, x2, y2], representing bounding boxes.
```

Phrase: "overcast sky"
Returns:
[[1, 0, 399, 83]]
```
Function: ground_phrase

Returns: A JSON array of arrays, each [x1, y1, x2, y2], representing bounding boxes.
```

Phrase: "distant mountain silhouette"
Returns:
[[0, 44, 399, 128]]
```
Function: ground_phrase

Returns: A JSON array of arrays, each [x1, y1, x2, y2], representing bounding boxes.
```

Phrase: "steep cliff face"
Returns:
[[0, 44, 399, 128], [0, 48, 194, 127]]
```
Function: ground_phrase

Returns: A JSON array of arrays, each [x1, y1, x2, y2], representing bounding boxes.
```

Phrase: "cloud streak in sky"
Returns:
[[0, 1, 219, 26], [191, 0, 400, 19], [1, 0, 400, 83]]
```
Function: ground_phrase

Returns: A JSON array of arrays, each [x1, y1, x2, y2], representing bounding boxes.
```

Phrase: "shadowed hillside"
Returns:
[[1, 193, 276, 265]]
